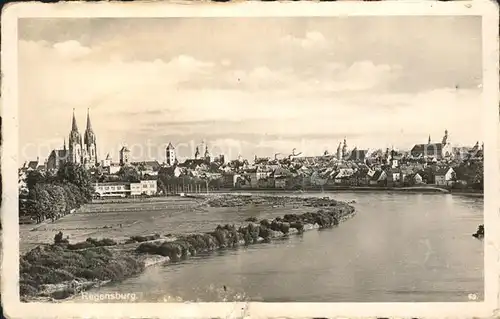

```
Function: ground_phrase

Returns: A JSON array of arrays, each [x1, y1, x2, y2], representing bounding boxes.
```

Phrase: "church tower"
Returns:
[[342, 138, 348, 159], [194, 146, 200, 159], [442, 129, 448, 145], [68, 109, 83, 165], [204, 144, 211, 163], [83, 108, 97, 168], [336, 142, 342, 160], [166, 142, 176, 166]]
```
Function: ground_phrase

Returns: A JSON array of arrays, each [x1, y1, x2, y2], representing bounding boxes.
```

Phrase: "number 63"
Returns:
[[468, 293, 478, 301]]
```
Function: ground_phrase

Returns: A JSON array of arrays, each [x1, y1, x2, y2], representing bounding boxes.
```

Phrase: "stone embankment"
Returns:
[[20, 194, 355, 301]]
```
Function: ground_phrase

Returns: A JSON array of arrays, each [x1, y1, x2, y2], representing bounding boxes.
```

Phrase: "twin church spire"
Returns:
[[68, 108, 97, 168]]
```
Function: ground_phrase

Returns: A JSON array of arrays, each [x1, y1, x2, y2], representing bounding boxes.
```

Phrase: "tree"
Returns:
[[117, 166, 140, 183], [30, 184, 52, 223], [26, 170, 46, 190], [56, 162, 94, 200], [62, 183, 77, 210]]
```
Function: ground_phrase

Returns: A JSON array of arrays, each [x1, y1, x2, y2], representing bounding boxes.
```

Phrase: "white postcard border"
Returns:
[[1, 1, 499, 318]]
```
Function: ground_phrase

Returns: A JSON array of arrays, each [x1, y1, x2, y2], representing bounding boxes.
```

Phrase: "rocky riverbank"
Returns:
[[20, 194, 355, 302]]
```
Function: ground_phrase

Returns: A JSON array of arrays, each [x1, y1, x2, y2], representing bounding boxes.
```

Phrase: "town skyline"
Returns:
[[18, 16, 483, 163], [21, 112, 482, 166]]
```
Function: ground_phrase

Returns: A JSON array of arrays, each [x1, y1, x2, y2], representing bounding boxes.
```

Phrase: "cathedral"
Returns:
[[47, 109, 98, 170]]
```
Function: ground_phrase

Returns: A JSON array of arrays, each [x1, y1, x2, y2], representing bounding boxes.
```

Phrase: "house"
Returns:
[[178, 158, 208, 170], [101, 153, 112, 168], [434, 167, 455, 186], [271, 167, 291, 178], [162, 165, 183, 178], [369, 170, 387, 186], [246, 167, 271, 188], [386, 168, 402, 186], [135, 180, 158, 196], [409, 172, 424, 185], [25, 158, 41, 171], [350, 169, 371, 186], [109, 163, 121, 174], [334, 168, 354, 185]]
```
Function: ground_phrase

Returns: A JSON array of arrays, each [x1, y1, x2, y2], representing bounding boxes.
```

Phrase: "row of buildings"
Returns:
[[19, 110, 484, 196]]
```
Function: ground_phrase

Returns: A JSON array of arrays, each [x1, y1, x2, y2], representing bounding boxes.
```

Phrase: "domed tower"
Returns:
[[83, 108, 97, 168], [68, 109, 83, 165], [342, 137, 348, 159], [336, 142, 342, 160], [204, 144, 211, 163], [442, 129, 448, 145], [194, 146, 200, 159]]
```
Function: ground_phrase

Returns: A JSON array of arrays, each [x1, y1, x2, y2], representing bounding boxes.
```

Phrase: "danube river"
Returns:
[[66, 192, 483, 303]]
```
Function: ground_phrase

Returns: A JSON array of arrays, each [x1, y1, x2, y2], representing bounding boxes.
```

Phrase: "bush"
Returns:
[[67, 241, 94, 250], [130, 234, 160, 243], [86, 237, 117, 247], [19, 245, 145, 298], [136, 241, 163, 254], [20, 283, 38, 297]]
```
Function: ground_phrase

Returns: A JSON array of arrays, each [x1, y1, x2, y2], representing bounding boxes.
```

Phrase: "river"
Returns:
[[68, 192, 484, 303]]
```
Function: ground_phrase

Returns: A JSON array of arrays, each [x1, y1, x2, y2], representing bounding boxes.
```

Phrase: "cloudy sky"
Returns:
[[18, 17, 482, 163]]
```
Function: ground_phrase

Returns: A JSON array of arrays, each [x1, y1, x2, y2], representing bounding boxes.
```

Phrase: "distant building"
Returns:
[[434, 167, 455, 186], [204, 145, 211, 163], [47, 142, 69, 171], [119, 146, 131, 166], [165, 142, 176, 166], [411, 130, 452, 159], [93, 182, 130, 198], [101, 153, 112, 168], [135, 180, 157, 196], [109, 163, 121, 174], [348, 148, 368, 163], [369, 170, 387, 186], [93, 179, 157, 198]]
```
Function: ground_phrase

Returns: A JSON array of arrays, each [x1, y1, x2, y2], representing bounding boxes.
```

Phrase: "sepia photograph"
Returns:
[[1, 1, 499, 318]]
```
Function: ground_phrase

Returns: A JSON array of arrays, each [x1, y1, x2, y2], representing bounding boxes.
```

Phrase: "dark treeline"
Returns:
[[20, 162, 94, 224]]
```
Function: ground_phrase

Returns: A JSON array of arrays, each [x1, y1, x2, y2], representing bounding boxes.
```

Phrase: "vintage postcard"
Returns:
[[1, 1, 499, 318]]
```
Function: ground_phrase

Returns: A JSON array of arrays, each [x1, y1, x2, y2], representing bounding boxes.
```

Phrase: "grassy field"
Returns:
[[19, 196, 318, 254]]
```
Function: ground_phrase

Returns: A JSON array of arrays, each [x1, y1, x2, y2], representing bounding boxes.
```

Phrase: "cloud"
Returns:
[[52, 40, 92, 60], [221, 59, 232, 67], [18, 37, 482, 163], [281, 31, 327, 49]]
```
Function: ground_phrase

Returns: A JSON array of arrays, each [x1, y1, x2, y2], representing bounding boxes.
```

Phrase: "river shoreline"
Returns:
[[21, 194, 356, 302], [222, 186, 482, 195]]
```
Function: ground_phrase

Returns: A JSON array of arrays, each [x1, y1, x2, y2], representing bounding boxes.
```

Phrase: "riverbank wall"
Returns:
[[20, 195, 355, 302]]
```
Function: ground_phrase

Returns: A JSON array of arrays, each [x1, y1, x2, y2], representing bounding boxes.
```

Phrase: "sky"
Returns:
[[18, 16, 483, 163]]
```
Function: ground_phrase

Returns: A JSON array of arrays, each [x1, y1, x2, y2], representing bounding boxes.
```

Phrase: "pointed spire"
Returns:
[[428, 135, 431, 144], [63, 138, 66, 151], [71, 108, 78, 131], [86, 108, 93, 131]]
